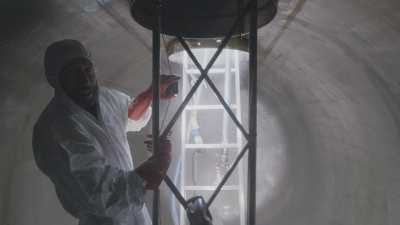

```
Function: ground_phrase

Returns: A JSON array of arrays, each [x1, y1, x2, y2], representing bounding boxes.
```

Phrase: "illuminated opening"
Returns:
[[168, 38, 249, 225]]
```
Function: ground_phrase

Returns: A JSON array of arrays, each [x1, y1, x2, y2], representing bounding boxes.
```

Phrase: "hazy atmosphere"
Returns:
[[0, 0, 400, 225]]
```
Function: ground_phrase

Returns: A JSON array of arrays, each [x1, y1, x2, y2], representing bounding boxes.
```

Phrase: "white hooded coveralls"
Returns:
[[33, 86, 152, 225]]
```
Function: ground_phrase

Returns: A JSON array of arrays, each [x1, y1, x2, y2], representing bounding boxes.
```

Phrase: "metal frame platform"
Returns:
[[149, 1, 259, 224]]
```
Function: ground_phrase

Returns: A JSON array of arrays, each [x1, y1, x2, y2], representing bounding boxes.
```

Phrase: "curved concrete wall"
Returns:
[[0, 0, 399, 225]]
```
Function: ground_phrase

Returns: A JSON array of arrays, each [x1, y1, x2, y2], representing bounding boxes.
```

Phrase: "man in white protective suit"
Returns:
[[33, 39, 177, 225]]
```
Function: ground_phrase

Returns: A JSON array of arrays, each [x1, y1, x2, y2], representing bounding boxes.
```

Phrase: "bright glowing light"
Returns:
[[169, 47, 249, 225]]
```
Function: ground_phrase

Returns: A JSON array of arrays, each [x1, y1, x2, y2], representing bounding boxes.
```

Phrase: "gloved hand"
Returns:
[[128, 75, 179, 120], [135, 138, 172, 190], [144, 74, 180, 100], [160, 74, 180, 99]]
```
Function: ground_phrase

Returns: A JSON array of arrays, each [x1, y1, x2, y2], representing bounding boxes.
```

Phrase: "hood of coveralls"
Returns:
[[44, 39, 100, 113], [44, 39, 92, 91]]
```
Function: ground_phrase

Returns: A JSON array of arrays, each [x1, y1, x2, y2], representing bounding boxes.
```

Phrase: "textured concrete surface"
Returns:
[[0, 0, 399, 225]]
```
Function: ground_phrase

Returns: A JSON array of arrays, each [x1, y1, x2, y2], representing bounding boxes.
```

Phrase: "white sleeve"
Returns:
[[47, 119, 146, 217], [126, 106, 152, 132]]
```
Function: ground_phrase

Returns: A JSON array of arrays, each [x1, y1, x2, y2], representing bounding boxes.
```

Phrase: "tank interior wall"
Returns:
[[0, 0, 400, 225]]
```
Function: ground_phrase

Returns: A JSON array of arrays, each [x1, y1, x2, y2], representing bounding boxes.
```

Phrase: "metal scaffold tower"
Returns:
[[129, 0, 279, 224]]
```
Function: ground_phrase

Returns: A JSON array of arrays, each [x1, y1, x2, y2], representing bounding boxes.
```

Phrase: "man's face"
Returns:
[[59, 58, 98, 109]]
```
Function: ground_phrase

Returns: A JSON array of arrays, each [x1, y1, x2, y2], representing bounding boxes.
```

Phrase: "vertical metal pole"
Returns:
[[235, 50, 246, 225], [152, 0, 161, 225], [247, 0, 258, 225], [180, 52, 188, 225]]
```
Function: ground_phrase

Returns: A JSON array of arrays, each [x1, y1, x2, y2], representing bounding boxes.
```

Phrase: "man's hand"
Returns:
[[128, 75, 180, 120], [160, 74, 180, 99], [134, 138, 172, 190]]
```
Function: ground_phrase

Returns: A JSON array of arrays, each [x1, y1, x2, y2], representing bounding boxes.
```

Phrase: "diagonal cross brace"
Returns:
[[160, 0, 253, 140], [160, 0, 254, 211], [176, 38, 250, 140], [207, 143, 250, 207]]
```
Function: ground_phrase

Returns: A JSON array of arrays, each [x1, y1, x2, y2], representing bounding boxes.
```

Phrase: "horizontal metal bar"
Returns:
[[186, 68, 237, 74], [207, 143, 249, 207], [185, 104, 237, 110], [185, 143, 239, 149], [184, 185, 240, 191]]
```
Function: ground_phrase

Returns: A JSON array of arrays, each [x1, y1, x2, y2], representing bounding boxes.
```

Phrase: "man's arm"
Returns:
[[49, 121, 146, 217], [128, 87, 152, 121], [128, 75, 180, 121]]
